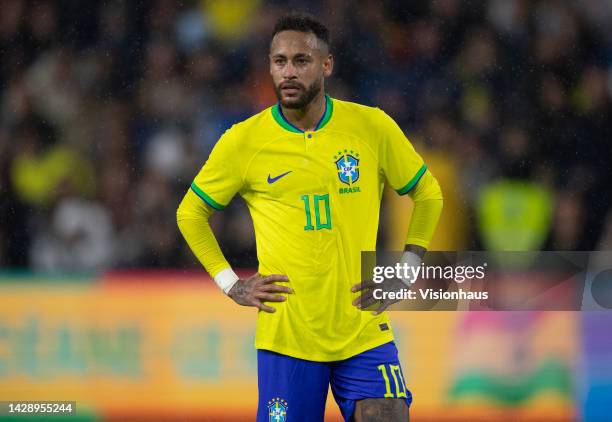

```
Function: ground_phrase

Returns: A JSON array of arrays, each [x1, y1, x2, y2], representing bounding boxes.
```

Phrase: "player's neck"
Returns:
[[280, 91, 326, 132]]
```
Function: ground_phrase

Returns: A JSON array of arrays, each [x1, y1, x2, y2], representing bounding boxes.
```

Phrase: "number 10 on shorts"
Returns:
[[378, 364, 408, 398]]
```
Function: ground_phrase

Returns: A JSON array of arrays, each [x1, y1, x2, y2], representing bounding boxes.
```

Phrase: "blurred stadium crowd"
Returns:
[[1, 0, 612, 271]]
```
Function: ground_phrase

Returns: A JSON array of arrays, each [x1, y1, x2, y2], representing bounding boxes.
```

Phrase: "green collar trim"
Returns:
[[271, 95, 333, 133], [315, 95, 333, 130]]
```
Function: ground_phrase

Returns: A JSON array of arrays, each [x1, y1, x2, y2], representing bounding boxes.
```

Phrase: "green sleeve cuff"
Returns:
[[190, 182, 226, 210], [396, 164, 427, 195]]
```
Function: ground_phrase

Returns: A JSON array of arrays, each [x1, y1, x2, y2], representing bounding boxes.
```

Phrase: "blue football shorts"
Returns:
[[257, 341, 412, 421]]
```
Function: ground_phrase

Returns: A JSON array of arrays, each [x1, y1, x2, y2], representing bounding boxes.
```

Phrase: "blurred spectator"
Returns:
[[1, 0, 611, 270], [549, 191, 586, 251], [30, 191, 114, 271], [10, 119, 95, 207], [477, 180, 553, 251]]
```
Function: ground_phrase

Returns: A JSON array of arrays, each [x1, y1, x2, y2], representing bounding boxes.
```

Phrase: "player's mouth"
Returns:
[[280, 83, 302, 96]]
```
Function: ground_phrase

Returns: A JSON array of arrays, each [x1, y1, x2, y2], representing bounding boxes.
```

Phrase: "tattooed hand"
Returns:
[[228, 272, 292, 313]]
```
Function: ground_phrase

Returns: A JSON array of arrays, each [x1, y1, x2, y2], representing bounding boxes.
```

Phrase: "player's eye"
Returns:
[[274, 58, 286, 65]]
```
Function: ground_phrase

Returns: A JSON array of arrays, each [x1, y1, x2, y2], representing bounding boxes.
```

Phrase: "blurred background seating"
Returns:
[[1, 0, 611, 271]]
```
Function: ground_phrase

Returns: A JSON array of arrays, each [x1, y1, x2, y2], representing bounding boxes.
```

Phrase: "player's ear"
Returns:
[[323, 54, 333, 77]]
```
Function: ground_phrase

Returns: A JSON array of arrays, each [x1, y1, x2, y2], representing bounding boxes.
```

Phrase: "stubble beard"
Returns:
[[275, 78, 323, 110]]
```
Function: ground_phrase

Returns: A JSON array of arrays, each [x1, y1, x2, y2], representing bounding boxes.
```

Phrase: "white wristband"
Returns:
[[397, 251, 422, 286], [214, 268, 240, 294]]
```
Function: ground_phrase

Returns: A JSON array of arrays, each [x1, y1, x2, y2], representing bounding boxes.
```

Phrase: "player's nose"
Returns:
[[281, 62, 297, 78]]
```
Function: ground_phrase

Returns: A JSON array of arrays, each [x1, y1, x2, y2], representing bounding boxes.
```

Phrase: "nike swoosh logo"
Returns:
[[267, 171, 292, 184]]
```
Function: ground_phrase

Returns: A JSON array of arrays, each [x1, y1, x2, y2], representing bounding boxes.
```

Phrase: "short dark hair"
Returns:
[[272, 14, 330, 50]]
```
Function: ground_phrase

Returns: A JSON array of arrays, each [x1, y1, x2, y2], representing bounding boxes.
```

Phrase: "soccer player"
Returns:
[[177, 14, 443, 422]]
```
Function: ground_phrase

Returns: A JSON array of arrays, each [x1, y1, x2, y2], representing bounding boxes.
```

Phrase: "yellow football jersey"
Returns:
[[191, 95, 426, 361]]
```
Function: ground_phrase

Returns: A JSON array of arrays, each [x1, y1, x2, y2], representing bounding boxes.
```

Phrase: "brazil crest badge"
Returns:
[[334, 150, 360, 185], [267, 397, 288, 422]]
